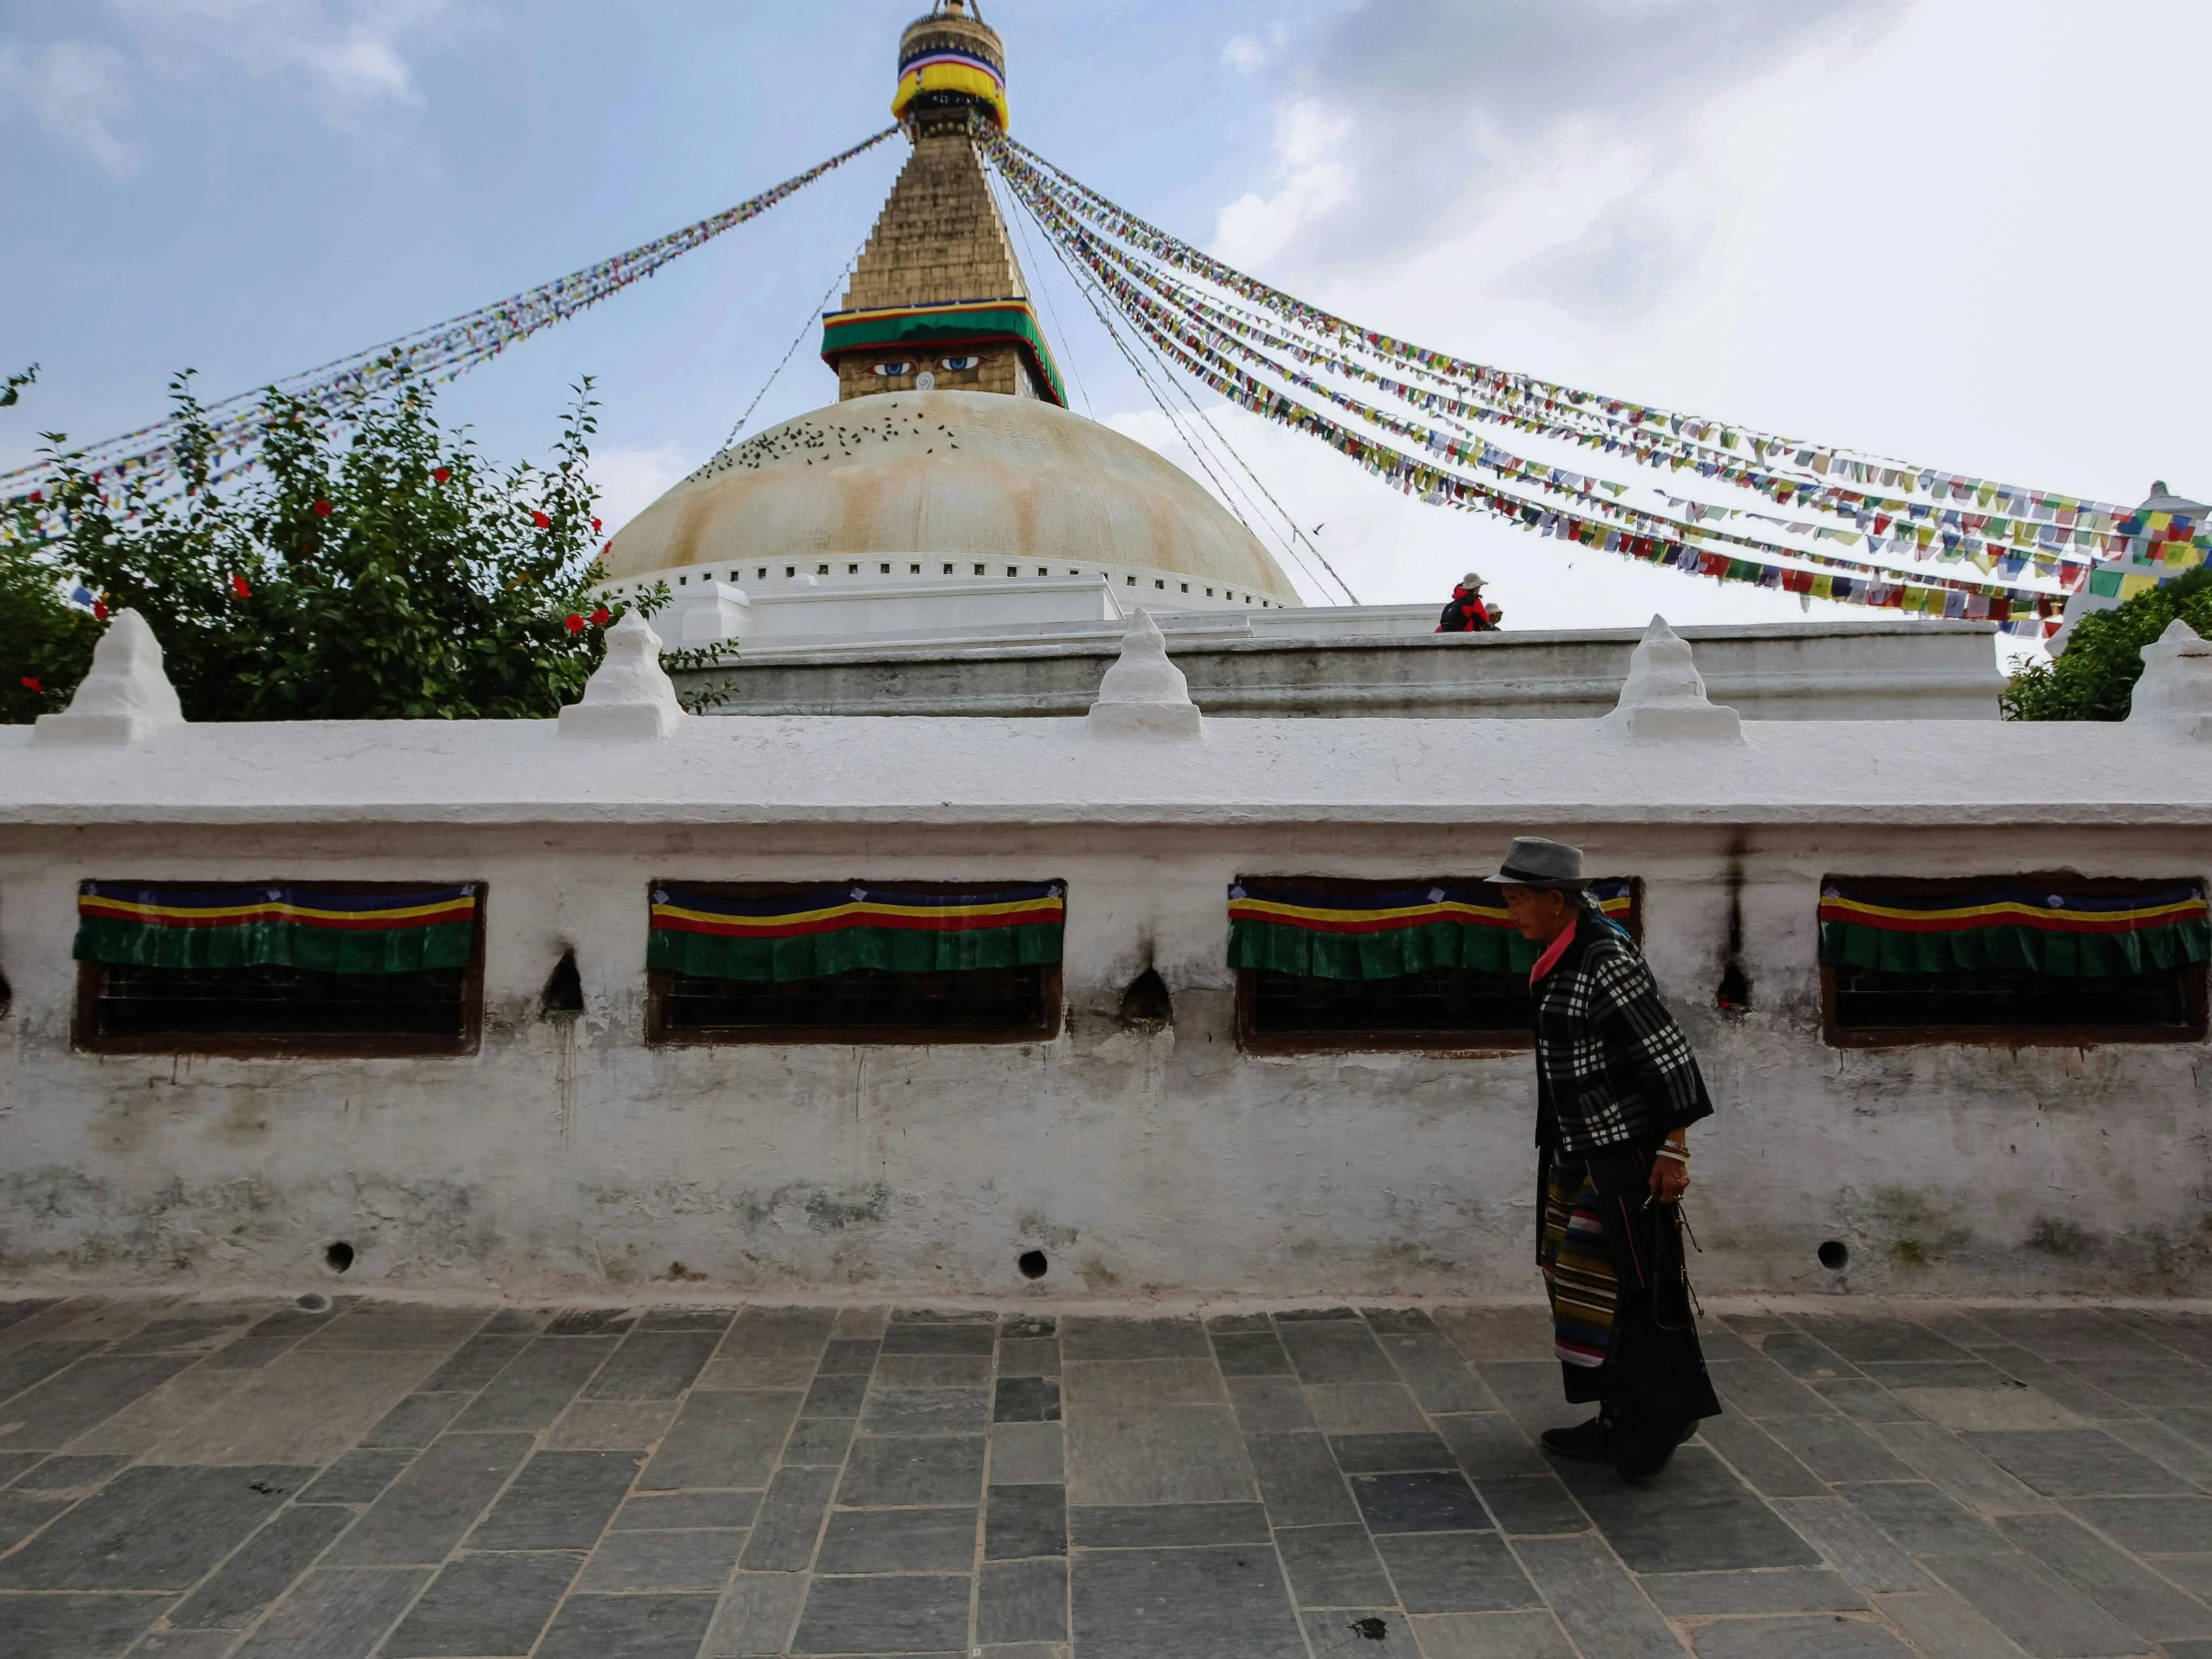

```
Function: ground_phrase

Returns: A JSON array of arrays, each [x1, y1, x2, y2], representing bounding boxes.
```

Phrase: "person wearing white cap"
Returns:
[[1492, 835, 1720, 1482], [1434, 571, 1502, 632]]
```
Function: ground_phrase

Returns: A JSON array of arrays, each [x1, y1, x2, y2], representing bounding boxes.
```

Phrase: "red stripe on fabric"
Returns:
[[1225, 908, 1506, 935], [654, 905, 1062, 940], [1818, 906, 2190, 936]]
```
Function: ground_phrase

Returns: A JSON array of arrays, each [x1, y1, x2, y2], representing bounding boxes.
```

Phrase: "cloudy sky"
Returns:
[[3, 0, 2204, 645]]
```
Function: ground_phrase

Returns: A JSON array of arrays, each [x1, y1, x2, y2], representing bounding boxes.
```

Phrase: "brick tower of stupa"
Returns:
[[820, 1, 1066, 406]]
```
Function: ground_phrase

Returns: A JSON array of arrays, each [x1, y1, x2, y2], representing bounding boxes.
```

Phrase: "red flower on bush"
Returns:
[[563, 613, 585, 634], [531, 510, 551, 529], [602, 540, 612, 556], [311, 500, 333, 517], [432, 466, 451, 483], [20, 677, 41, 694], [591, 518, 602, 533], [27, 490, 41, 504], [230, 573, 252, 598], [92, 600, 109, 621], [590, 606, 611, 627]]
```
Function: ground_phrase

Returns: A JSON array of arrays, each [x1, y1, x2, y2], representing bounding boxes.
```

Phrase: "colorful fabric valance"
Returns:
[[891, 49, 1009, 130], [75, 882, 479, 974], [821, 300, 1068, 407], [649, 881, 1065, 982], [1228, 878, 1634, 981], [1819, 882, 2211, 978]]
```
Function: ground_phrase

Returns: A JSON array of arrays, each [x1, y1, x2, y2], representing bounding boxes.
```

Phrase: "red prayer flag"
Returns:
[[20, 677, 41, 693], [531, 510, 551, 528], [230, 574, 252, 598], [93, 601, 109, 620]]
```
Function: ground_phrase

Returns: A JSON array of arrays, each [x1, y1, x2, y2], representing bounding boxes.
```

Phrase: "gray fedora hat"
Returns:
[[1488, 835, 1589, 889]]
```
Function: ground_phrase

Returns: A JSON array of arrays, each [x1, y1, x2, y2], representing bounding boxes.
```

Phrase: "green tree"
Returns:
[[2002, 567, 2212, 722], [3, 364, 626, 722], [1, 365, 106, 723]]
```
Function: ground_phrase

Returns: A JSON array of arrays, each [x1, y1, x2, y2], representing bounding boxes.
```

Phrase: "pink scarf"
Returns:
[[1528, 922, 1576, 988]]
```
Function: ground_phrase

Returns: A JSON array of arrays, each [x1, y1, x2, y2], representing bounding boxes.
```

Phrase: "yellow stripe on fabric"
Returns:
[[83, 897, 475, 925], [1824, 896, 2204, 927], [1229, 898, 1509, 926], [652, 897, 1061, 930]]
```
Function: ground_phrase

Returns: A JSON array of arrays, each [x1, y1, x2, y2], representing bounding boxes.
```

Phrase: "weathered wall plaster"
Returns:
[[0, 709, 2206, 1301]]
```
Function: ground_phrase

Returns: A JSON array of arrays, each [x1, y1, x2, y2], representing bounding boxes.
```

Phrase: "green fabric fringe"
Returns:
[[74, 917, 475, 975], [1819, 918, 2212, 979], [1229, 918, 1537, 981], [650, 921, 1063, 983]]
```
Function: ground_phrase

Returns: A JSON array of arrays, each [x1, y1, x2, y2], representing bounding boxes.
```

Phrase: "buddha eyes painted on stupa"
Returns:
[[940, 356, 980, 371], [870, 361, 915, 377]]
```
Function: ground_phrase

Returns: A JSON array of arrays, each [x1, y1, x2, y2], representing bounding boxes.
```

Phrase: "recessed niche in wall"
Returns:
[[1118, 967, 1172, 1031], [540, 948, 584, 1019]]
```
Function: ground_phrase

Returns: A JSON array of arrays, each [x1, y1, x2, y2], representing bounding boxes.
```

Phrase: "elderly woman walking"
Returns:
[[1493, 835, 1721, 1481]]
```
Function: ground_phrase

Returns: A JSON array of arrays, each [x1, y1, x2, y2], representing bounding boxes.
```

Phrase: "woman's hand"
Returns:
[[1649, 1153, 1689, 1205]]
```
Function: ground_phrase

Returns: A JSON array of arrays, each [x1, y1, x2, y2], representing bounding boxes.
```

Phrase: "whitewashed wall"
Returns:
[[2, 796, 2206, 1302]]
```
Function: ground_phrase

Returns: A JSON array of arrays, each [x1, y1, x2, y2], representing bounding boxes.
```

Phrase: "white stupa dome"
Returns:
[[601, 390, 1302, 607]]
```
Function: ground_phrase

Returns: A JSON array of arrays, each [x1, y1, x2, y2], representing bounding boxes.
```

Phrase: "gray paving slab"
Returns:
[[793, 1571, 972, 1653], [230, 1565, 431, 1659], [1512, 1533, 1687, 1658], [1374, 1530, 1537, 1613], [1687, 1614, 1915, 1658], [1378, 1333, 1498, 1412], [1923, 1549, 2151, 1658], [1836, 1479, 2013, 1556], [614, 1487, 762, 1530], [741, 1462, 837, 1570], [1554, 1447, 1822, 1573], [0, 1463, 307, 1590], [839, 1433, 987, 1507], [991, 1420, 1065, 1485], [1696, 1409, 1832, 1498], [640, 1388, 801, 1490], [584, 1332, 721, 1400], [1474, 1473, 1591, 1535], [1273, 1523, 1394, 1608], [324, 1431, 533, 1566], [818, 1505, 978, 1572], [781, 1414, 855, 1466], [1277, 1321, 1399, 1385], [980, 1556, 1067, 1645], [984, 1481, 1066, 1559], [1227, 1375, 1319, 1434], [0, 1489, 74, 1551], [165, 1500, 353, 1629], [862, 1385, 992, 1435], [359, 1390, 471, 1449], [381, 1548, 580, 1656], [295, 1447, 417, 1506], [1963, 1430, 2195, 1497], [2062, 1495, 2212, 1553], [577, 1527, 748, 1591], [1307, 1384, 1428, 1434], [447, 1337, 615, 1432], [1246, 1430, 1362, 1526], [1640, 1566, 1869, 1614], [1407, 1608, 1578, 1658], [0, 1592, 168, 1658], [702, 1570, 810, 1658], [0, 1355, 198, 1449], [466, 1447, 643, 1550], [534, 1591, 721, 1658], [1998, 1510, 2212, 1643], [1772, 1496, 1936, 1593], [1070, 1543, 1307, 1659], [1304, 1608, 1416, 1655], [416, 1333, 530, 1392], [1059, 1316, 1208, 1363], [1068, 1500, 1270, 1548]]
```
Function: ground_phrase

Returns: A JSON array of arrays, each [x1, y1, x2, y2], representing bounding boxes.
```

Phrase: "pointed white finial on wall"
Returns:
[[1601, 615, 1743, 741], [35, 610, 185, 745], [2126, 617, 2212, 738], [1088, 609, 1202, 738], [559, 610, 684, 740]]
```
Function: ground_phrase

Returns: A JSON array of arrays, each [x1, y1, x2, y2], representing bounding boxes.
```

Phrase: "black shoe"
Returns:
[[1616, 1419, 1700, 1483], [1539, 1416, 1616, 1462]]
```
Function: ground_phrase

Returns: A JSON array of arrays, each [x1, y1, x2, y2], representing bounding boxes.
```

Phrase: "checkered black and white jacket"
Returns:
[[1533, 915, 1714, 1156]]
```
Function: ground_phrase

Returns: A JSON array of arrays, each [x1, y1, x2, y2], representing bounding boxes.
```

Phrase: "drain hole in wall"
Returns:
[[540, 948, 584, 1019], [323, 1241, 355, 1274], [1119, 968, 1172, 1031], [1017, 1250, 1048, 1280], [294, 1292, 330, 1313], [1715, 959, 1751, 1014], [0, 967, 12, 1020], [1817, 1240, 1849, 1271]]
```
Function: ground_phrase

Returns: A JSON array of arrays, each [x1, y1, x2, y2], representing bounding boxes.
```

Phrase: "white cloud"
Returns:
[[0, 38, 143, 176], [108, 0, 450, 113], [1211, 98, 1356, 271], [592, 443, 690, 537]]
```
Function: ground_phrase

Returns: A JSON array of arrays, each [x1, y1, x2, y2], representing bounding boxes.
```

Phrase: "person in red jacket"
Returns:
[[1435, 572, 1502, 632]]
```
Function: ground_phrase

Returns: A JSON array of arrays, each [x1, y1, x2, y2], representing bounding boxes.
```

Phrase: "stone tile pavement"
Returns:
[[0, 1294, 2205, 1657]]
